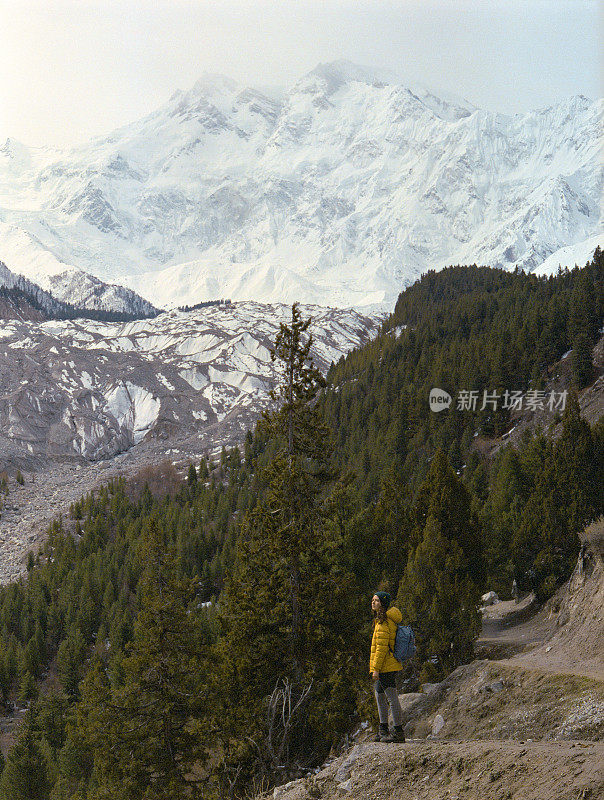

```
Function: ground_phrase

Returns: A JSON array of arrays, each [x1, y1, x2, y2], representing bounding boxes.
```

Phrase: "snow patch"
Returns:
[[104, 381, 160, 443]]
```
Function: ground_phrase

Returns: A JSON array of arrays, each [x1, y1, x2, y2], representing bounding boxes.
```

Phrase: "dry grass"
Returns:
[[126, 459, 182, 500]]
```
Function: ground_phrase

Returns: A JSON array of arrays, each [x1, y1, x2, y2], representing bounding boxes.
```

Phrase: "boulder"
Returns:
[[481, 591, 499, 606], [432, 714, 445, 735], [273, 778, 306, 799]]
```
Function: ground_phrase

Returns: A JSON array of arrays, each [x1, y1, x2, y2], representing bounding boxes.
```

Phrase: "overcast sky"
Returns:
[[1, 0, 601, 148]]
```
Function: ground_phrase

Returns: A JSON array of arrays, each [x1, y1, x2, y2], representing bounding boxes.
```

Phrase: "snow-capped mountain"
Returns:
[[0, 302, 380, 465], [0, 260, 73, 320], [0, 218, 157, 315], [0, 259, 157, 322], [0, 61, 601, 310]]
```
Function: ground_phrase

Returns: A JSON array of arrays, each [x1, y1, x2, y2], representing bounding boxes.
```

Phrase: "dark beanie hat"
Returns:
[[374, 591, 391, 609]]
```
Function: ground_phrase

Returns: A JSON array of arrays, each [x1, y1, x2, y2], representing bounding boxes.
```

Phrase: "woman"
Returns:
[[370, 591, 405, 743]]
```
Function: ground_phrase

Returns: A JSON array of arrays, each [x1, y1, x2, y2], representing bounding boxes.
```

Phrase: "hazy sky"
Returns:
[[1, 0, 601, 148]]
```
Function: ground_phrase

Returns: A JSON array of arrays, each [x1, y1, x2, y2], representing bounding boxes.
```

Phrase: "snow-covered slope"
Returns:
[[0, 61, 601, 310], [0, 220, 157, 315], [0, 302, 380, 463], [0, 258, 157, 322], [0, 260, 72, 320], [533, 235, 603, 277]]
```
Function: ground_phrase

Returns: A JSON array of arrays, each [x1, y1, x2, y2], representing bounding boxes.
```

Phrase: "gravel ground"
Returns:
[[270, 739, 604, 800]]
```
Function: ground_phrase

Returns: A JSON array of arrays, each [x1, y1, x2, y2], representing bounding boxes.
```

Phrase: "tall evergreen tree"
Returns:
[[0, 712, 51, 800], [78, 520, 210, 799], [398, 515, 480, 679], [215, 304, 363, 790], [411, 449, 484, 585], [571, 331, 594, 388]]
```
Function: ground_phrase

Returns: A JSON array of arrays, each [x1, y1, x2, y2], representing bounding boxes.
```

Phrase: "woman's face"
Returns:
[[371, 595, 381, 612]]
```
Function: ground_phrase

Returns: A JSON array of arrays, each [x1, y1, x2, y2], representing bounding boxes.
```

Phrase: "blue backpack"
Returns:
[[391, 623, 417, 662]]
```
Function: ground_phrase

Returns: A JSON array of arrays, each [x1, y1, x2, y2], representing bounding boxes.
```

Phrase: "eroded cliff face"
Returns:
[[514, 521, 604, 680]]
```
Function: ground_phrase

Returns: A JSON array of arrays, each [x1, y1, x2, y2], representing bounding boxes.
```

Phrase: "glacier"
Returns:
[[0, 301, 382, 465]]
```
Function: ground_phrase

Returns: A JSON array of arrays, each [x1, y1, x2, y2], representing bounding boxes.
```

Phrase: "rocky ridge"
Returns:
[[0, 258, 156, 319]]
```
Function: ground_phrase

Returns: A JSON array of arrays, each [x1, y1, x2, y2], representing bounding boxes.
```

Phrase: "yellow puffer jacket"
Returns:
[[370, 606, 403, 673]]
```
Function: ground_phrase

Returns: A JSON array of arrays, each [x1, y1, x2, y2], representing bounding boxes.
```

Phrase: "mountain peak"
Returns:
[[0, 137, 30, 162], [296, 60, 475, 118], [0, 62, 600, 312], [191, 72, 240, 97], [298, 60, 398, 95]]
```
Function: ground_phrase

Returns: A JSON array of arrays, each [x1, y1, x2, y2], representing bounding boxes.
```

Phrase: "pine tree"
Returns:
[[198, 458, 208, 481], [0, 711, 51, 800], [398, 515, 481, 679], [261, 302, 331, 685], [18, 669, 38, 703], [215, 304, 363, 790], [187, 463, 198, 487], [56, 627, 86, 700], [51, 721, 93, 800], [33, 693, 69, 762], [484, 447, 527, 595], [78, 520, 210, 800], [371, 469, 413, 594], [571, 331, 594, 388], [412, 449, 484, 585]]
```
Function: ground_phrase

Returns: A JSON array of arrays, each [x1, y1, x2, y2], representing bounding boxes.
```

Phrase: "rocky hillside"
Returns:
[[0, 259, 157, 320], [476, 331, 604, 461], [0, 61, 601, 310], [0, 260, 71, 320], [0, 287, 46, 322]]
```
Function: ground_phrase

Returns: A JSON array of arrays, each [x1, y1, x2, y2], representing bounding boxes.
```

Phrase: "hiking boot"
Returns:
[[374, 724, 390, 742], [392, 726, 405, 743]]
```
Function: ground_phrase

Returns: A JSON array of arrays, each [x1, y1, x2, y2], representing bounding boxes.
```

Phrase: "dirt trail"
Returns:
[[479, 595, 604, 681], [479, 593, 552, 648], [479, 542, 604, 682], [277, 739, 604, 800]]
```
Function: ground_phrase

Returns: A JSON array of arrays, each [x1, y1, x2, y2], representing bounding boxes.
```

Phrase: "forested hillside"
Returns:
[[0, 253, 601, 799], [322, 249, 602, 499]]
